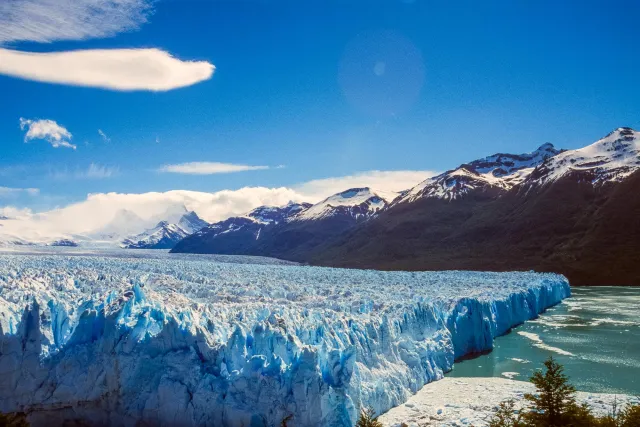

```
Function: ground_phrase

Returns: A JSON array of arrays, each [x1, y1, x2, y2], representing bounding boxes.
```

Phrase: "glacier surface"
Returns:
[[0, 255, 570, 426]]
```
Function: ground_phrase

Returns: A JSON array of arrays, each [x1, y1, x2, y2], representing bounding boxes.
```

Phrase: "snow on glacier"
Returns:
[[0, 255, 570, 426]]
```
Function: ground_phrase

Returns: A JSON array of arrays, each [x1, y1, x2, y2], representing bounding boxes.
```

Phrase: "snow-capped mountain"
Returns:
[[171, 189, 395, 257], [49, 239, 78, 247], [398, 143, 563, 203], [177, 210, 209, 233], [309, 127, 640, 286], [246, 201, 313, 224], [171, 202, 312, 254], [191, 201, 312, 239], [121, 211, 209, 249], [293, 187, 397, 221], [91, 209, 150, 240], [526, 127, 640, 186]]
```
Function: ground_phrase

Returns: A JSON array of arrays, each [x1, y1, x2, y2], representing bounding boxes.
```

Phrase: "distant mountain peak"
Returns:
[[295, 187, 395, 221], [178, 211, 209, 234], [527, 127, 640, 186], [399, 143, 565, 203], [122, 211, 209, 249], [246, 202, 312, 225]]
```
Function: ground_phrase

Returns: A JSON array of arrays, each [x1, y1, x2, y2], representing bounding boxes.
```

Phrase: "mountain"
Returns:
[[308, 127, 640, 286], [92, 209, 149, 241], [121, 211, 209, 249], [397, 142, 563, 203], [171, 189, 395, 258], [525, 127, 640, 186], [49, 239, 78, 247], [177, 210, 209, 234], [171, 201, 312, 254]]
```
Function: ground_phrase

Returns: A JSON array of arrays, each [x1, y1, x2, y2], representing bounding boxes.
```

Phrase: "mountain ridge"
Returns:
[[172, 127, 640, 285]]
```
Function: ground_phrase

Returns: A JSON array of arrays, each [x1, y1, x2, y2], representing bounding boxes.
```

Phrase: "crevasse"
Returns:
[[0, 255, 570, 427]]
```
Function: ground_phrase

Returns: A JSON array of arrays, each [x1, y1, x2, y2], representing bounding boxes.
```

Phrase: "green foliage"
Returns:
[[489, 399, 526, 427], [488, 357, 640, 427], [524, 357, 578, 426], [356, 407, 383, 427], [618, 404, 640, 427]]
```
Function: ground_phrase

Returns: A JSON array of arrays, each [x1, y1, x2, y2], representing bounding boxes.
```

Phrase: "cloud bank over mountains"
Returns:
[[0, 170, 437, 243]]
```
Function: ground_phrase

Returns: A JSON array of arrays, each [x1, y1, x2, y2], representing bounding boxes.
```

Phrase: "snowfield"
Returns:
[[379, 377, 639, 427], [0, 255, 570, 426]]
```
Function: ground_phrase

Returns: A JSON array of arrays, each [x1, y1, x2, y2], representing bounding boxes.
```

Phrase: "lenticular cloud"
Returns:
[[0, 48, 215, 91]]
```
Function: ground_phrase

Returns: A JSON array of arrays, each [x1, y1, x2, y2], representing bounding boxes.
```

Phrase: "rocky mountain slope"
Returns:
[[172, 127, 640, 285], [308, 128, 640, 286]]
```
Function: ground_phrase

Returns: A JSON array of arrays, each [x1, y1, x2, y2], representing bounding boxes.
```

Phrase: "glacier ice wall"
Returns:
[[0, 255, 570, 427]]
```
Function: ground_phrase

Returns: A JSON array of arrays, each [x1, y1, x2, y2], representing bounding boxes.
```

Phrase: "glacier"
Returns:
[[0, 254, 570, 426]]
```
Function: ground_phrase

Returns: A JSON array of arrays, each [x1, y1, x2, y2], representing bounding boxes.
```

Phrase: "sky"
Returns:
[[1, 0, 639, 228]]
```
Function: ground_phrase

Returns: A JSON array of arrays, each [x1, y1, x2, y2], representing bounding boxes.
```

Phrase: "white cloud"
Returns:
[[293, 170, 438, 201], [0, 206, 33, 219], [159, 162, 270, 175], [1, 48, 215, 91], [19, 117, 76, 149], [98, 129, 110, 143], [0, 186, 39, 197], [0, 0, 153, 44]]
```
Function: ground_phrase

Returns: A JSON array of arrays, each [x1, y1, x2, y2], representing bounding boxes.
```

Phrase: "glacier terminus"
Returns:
[[0, 254, 570, 426]]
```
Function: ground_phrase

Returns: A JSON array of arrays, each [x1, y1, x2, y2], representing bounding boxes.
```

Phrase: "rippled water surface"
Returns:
[[449, 287, 640, 395]]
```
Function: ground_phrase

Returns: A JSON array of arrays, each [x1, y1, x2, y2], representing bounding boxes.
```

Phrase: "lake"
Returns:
[[448, 286, 640, 395]]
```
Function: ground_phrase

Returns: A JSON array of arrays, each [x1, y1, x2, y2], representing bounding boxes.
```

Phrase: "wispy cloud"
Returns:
[[0, 186, 39, 197], [98, 129, 110, 143], [158, 162, 270, 175], [51, 163, 119, 180], [19, 117, 76, 149], [81, 163, 118, 179], [1, 48, 215, 91], [0, 0, 153, 44]]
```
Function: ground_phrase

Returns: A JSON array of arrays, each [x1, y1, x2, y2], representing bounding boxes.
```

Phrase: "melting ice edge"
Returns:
[[0, 255, 570, 426]]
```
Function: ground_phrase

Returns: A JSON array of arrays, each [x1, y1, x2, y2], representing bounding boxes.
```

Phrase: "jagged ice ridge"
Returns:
[[0, 255, 570, 426]]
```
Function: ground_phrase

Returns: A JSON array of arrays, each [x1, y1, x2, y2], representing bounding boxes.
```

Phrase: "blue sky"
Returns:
[[1, 0, 639, 213]]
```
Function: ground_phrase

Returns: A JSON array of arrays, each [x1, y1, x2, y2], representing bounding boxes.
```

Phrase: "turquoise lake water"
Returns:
[[449, 287, 640, 395]]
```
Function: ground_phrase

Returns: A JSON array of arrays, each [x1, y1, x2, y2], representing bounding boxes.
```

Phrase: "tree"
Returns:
[[524, 356, 578, 426], [489, 399, 526, 427], [0, 412, 29, 427], [619, 404, 640, 427], [356, 407, 383, 427]]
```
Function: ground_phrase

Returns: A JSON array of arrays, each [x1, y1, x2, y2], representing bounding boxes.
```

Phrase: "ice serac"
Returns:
[[0, 255, 570, 427]]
